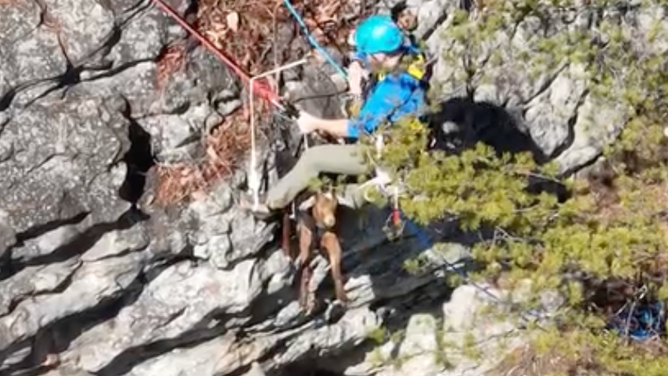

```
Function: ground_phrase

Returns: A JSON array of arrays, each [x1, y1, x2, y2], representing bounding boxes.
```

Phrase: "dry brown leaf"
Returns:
[[226, 11, 240, 32]]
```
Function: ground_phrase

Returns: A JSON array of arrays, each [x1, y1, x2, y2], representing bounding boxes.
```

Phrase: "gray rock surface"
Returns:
[[422, 0, 665, 173], [0, 0, 657, 376]]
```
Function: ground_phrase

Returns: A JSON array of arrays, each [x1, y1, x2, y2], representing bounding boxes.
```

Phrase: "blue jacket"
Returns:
[[345, 64, 427, 139]]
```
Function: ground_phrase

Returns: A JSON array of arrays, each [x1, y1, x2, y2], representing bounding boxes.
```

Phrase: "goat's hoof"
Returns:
[[298, 304, 311, 316], [325, 300, 347, 323], [303, 302, 317, 316], [42, 354, 60, 367], [298, 294, 317, 316]]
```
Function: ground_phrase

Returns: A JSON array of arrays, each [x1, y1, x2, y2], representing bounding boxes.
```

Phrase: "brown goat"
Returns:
[[281, 188, 348, 313]]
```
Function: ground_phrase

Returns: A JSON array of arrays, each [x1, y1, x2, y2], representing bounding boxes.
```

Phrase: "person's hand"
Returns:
[[296, 111, 320, 134]]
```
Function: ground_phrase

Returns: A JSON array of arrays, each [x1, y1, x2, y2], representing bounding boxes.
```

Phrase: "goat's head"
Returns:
[[312, 187, 339, 229]]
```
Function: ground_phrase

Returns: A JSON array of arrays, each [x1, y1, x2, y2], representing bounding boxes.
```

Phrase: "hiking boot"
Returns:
[[238, 192, 278, 221]]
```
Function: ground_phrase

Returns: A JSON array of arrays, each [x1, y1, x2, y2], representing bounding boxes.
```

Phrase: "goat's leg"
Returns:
[[321, 230, 348, 304], [281, 210, 294, 260], [296, 219, 315, 311], [300, 260, 314, 313]]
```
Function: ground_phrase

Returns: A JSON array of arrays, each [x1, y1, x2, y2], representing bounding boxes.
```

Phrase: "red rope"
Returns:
[[150, 0, 279, 105]]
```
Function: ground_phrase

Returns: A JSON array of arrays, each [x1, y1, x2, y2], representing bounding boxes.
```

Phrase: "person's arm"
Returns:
[[348, 61, 364, 96], [348, 52, 369, 95], [313, 119, 350, 138], [345, 76, 415, 140], [295, 112, 349, 138], [296, 76, 416, 139]]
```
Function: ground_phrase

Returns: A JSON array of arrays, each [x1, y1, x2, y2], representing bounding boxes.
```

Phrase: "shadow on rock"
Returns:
[[0, 267, 150, 376], [428, 96, 545, 161], [428, 96, 570, 202], [119, 119, 155, 206], [7, 208, 150, 278]]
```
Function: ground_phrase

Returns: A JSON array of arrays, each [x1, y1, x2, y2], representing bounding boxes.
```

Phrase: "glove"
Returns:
[[296, 111, 319, 134], [345, 95, 363, 117]]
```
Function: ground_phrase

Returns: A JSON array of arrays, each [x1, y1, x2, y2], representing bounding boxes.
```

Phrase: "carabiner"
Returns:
[[383, 209, 405, 240], [279, 100, 300, 120], [384, 187, 405, 240]]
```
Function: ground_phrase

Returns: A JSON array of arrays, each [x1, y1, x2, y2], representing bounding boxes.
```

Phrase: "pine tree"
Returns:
[[357, 0, 668, 373]]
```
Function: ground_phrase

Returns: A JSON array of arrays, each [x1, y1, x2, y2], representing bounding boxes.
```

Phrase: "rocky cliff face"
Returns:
[[0, 0, 662, 375]]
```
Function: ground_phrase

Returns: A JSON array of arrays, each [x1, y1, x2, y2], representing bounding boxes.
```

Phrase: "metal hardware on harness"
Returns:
[[280, 101, 301, 119], [360, 134, 406, 240], [342, 95, 363, 118], [358, 132, 393, 203], [383, 186, 405, 240]]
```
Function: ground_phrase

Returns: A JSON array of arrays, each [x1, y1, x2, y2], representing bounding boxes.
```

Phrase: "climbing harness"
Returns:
[[353, 131, 405, 238], [381, 53, 428, 82], [361, 51, 428, 101], [353, 51, 429, 198]]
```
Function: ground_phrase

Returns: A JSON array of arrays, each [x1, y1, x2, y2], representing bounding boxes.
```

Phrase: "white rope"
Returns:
[[290, 134, 308, 218], [374, 133, 384, 159], [359, 167, 393, 201], [248, 58, 308, 210], [359, 133, 397, 201]]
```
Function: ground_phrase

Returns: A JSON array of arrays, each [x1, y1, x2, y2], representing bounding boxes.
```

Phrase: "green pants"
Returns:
[[266, 144, 371, 210]]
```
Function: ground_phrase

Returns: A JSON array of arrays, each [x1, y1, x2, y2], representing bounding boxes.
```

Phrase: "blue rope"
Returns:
[[400, 213, 500, 301], [399, 211, 545, 321], [400, 212, 433, 249], [281, 0, 348, 79]]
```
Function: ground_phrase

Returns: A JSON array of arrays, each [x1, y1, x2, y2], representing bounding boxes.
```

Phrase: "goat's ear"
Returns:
[[298, 196, 316, 211]]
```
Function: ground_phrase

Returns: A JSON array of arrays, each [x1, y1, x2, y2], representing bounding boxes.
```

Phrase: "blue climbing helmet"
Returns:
[[353, 15, 405, 55]]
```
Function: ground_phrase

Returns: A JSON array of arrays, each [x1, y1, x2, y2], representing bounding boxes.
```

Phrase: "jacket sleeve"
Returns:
[[345, 76, 415, 139]]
